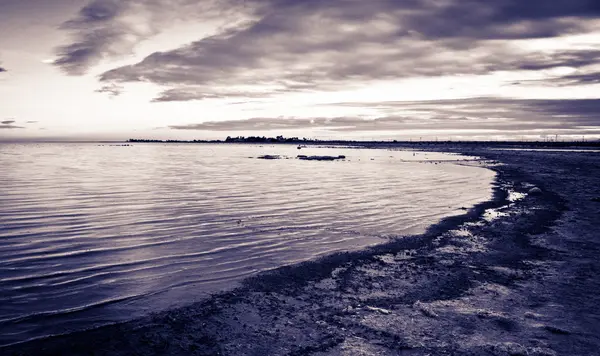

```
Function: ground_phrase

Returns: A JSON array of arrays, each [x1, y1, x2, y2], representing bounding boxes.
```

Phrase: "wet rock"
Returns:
[[491, 342, 528, 356], [544, 325, 571, 335], [524, 311, 542, 319], [365, 306, 392, 315], [528, 187, 543, 195], [297, 155, 346, 161], [342, 306, 357, 314], [530, 347, 558, 356], [257, 155, 281, 160], [413, 301, 438, 318]]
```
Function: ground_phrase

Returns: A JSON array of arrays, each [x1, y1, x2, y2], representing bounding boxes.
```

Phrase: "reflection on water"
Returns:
[[0, 143, 494, 345]]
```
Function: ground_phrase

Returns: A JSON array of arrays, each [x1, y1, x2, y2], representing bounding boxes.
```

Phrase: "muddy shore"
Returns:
[[3, 147, 600, 355]]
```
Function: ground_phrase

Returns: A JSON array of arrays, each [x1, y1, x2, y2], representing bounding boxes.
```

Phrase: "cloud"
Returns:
[[515, 50, 600, 71], [168, 98, 600, 134], [0, 121, 23, 129], [0, 119, 24, 129], [95, 83, 124, 97], [169, 117, 380, 131], [552, 72, 600, 85], [53, 0, 254, 75], [151, 87, 290, 102], [516, 70, 600, 86], [53, 0, 126, 74], [328, 97, 600, 128], [561, 73, 600, 86], [400, 1, 599, 40], [91, 0, 600, 101]]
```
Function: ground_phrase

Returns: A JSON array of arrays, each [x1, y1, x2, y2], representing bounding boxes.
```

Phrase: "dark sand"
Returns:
[[3, 147, 600, 355]]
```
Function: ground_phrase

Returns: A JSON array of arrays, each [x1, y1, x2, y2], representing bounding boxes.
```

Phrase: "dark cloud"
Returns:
[[515, 50, 600, 71], [54, 28, 129, 75], [54, 0, 131, 75], [152, 87, 291, 102], [403, 0, 600, 40], [327, 98, 600, 128], [169, 117, 382, 131], [72, 0, 123, 24], [555, 72, 600, 85], [0, 124, 23, 129], [53, 0, 251, 75], [94, 0, 600, 101], [0, 119, 24, 129], [168, 97, 600, 135], [518, 71, 600, 86]]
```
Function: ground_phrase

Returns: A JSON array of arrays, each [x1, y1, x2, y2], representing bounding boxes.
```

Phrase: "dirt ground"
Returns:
[[4, 147, 600, 356]]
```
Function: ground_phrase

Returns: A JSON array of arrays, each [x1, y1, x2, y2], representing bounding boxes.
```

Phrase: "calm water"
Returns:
[[0, 143, 494, 346]]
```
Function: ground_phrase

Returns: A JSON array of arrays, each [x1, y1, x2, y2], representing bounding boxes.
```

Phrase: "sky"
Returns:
[[1, 0, 599, 141]]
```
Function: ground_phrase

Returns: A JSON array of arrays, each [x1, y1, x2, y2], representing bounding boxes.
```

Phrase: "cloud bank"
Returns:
[[53, 0, 154, 75], [169, 98, 600, 135], [49, 0, 600, 138], [53, 0, 254, 75], [87, 0, 600, 101]]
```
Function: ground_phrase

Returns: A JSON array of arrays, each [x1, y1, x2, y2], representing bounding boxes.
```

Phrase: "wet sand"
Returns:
[[3, 147, 600, 355]]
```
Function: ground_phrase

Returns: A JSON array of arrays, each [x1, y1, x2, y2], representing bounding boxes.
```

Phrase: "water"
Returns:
[[0, 143, 494, 346]]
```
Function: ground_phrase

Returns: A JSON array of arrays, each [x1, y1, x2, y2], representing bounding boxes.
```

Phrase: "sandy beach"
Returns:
[[3, 146, 600, 356]]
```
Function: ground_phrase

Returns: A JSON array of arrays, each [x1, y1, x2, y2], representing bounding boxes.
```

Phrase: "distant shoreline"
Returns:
[[127, 136, 600, 147], [2, 139, 599, 149], [125, 137, 600, 149]]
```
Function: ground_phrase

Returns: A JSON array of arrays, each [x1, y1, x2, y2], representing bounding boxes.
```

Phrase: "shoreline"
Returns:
[[3, 147, 599, 355]]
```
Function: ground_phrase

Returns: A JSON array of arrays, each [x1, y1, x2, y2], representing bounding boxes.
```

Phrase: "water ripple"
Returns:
[[0, 143, 494, 346]]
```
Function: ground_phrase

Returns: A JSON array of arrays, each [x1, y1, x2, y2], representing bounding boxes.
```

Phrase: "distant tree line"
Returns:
[[127, 136, 309, 143], [127, 138, 222, 143], [128, 139, 164, 142], [224, 135, 306, 143], [127, 137, 600, 148]]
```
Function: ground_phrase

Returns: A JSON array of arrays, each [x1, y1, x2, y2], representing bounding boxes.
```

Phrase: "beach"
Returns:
[[3, 146, 600, 356]]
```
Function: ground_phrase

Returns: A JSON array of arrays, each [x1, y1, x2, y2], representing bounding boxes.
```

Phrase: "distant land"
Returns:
[[127, 136, 600, 148]]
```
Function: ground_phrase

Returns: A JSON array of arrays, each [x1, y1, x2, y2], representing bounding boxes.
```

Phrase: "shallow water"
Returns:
[[0, 143, 494, 346]]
